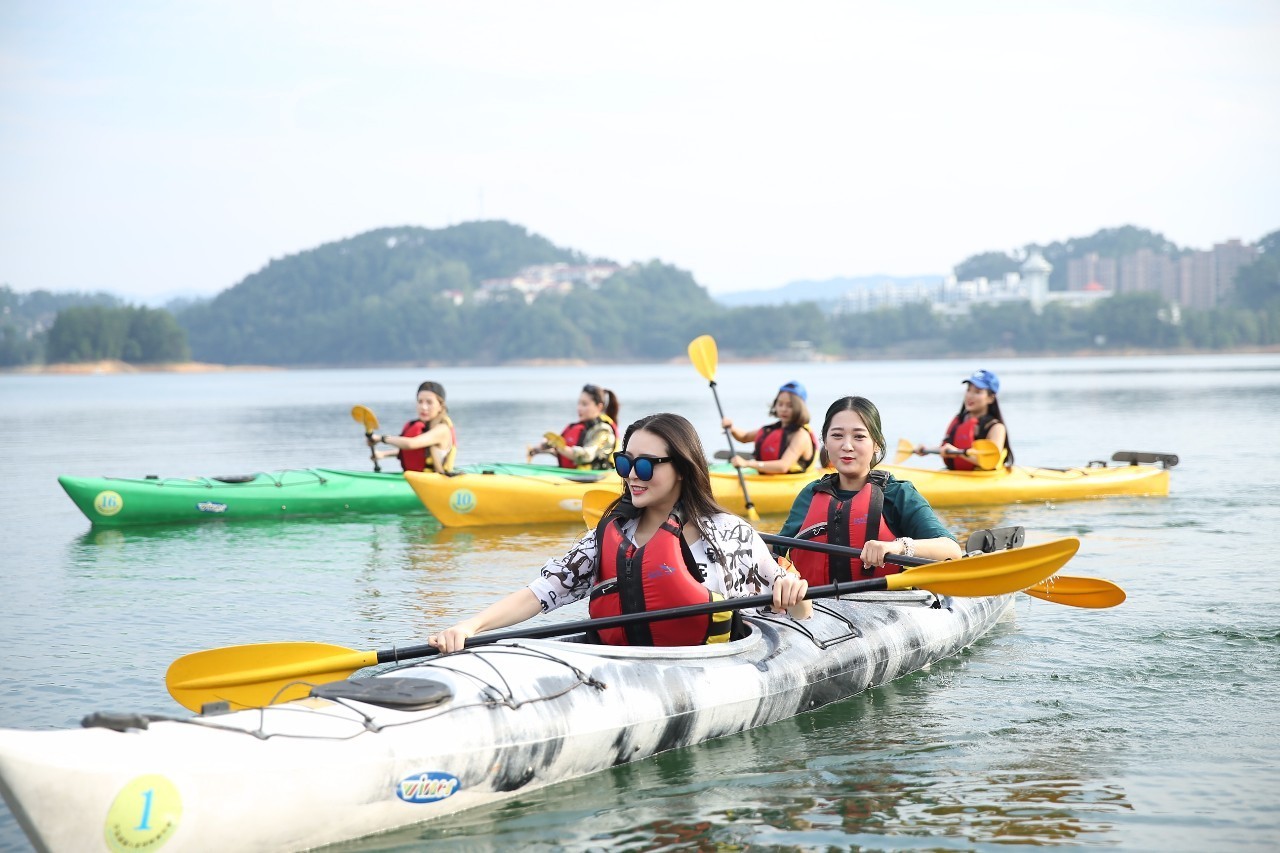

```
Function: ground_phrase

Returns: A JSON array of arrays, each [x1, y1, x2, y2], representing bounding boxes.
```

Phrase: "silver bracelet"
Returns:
[[896, 537, 915, 558]]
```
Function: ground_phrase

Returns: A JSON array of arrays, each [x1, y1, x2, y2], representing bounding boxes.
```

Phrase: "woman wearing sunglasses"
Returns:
[[721, 380, 819, 474], [778, 396, 961, 586], [431, 412, 810, 653], [527, 384, 621, 470]]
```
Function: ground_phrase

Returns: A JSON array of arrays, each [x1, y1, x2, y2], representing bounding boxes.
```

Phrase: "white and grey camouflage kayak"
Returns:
[[0, 591, 1011, 852]]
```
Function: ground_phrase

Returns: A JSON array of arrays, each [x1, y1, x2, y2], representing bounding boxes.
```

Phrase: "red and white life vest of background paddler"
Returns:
[[753, 421, 818, 471], [790, 472, 899, 583], [397, 419, 457, 473], [588, 511, 733, 646], [943, 413, 996, 471]]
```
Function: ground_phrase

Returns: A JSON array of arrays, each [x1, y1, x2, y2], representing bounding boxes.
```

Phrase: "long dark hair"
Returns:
[[583, 384, 620, 422], [817, 396, 886, 469], [952, 394, 1014, 467], [608, 412, 725, 528]]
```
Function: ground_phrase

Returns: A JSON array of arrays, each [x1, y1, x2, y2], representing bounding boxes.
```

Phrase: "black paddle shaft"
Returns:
[[707, 380, 757, 512], [365, 432, 382, 473], [377, 578, 886, 665], [760, 532, 935, 569]]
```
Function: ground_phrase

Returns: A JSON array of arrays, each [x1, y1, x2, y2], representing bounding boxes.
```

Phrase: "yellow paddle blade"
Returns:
[[968, 438, 1001, 471], [894, 438, 915, 464], [1023, 574, 1126, 608], [543, 431, 568, 451], [350, 405, 379, 433], [583, 488, 619, 527], [166, 641, 378, 712], [885, 537, 1079, 597], [687, 335, 719, 383]]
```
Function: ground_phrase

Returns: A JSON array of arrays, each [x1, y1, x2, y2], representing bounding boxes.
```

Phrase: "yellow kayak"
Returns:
[[881, 450, 1175, 507], [405, 467, 816, 528], [407, 451, 1174, 528]]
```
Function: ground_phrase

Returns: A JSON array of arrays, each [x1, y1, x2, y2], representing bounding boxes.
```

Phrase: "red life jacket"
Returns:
[[587, 512, 733, 646], [398, 419, 457, 473], [943, 414, 996, 471], [555, 416, 619, 469], [754, 421, 818, 471], [789, 472, 899, 583]]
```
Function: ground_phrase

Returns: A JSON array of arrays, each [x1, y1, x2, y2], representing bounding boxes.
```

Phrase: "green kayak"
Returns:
[[58, 462, 592, 527]]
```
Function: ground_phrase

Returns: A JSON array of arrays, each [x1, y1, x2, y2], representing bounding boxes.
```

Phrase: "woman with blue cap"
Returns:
[[721, 380, 819, 474], [916, 369, 1013, 470]]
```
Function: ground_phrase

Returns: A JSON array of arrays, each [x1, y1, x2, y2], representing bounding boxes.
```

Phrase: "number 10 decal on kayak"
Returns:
[[447, 489, 476, 514]]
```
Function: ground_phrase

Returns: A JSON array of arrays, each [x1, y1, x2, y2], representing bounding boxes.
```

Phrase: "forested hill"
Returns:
[[180, 221, 585, 364], [169, 220, 1280, 366], [177, 220, 834, 365]]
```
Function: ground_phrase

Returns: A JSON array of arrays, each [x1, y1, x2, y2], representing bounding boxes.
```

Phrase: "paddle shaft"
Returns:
[[706, 379, 758, 516], [379, 577, 896, 665], [353, 406, 382, 473], [761, 532, 932, 568], [763, 531, 1118, 608]]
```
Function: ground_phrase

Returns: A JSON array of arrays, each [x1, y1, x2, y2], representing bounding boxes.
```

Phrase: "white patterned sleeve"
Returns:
[[527, 530, 600, 613], [707, 514, 785, 600]]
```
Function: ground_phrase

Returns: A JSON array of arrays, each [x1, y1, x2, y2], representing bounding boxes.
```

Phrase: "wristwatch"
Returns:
[[896, 537, 915, 558]]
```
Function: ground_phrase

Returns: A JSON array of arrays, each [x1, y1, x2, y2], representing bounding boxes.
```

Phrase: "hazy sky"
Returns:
[[2, 1, 1277, 301]]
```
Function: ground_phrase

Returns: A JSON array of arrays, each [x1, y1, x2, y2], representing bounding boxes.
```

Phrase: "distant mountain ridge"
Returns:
[[715, 274, 945, 307]]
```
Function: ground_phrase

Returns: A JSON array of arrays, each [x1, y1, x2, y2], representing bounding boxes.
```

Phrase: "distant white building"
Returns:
[[475, 262, 622, 304]]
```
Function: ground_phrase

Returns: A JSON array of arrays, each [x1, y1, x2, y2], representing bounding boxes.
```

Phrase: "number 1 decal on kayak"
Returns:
[[104, 774, 182, 852]]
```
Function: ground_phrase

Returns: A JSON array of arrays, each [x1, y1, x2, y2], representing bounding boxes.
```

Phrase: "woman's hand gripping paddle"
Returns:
[[895, 437, 1001, 470], [760, 531, 1124, 609]]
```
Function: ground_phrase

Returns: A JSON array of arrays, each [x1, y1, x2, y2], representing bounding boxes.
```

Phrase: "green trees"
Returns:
[[953, 252, 1022, 283], [179, 222, 586, 365], [14, 221, 1273, 369], [1232, 229, 1280, 311], [45, 306, 189, 363]]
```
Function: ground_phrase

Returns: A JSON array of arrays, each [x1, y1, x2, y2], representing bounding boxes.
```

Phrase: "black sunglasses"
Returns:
[[613, 452, 672, 481]]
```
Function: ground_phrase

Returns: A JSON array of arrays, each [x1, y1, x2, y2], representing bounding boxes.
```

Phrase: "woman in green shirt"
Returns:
[[779, 396, 960, 580]]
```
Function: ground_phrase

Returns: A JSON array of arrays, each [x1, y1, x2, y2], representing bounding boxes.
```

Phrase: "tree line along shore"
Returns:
[[3, 221, 1277, 370]]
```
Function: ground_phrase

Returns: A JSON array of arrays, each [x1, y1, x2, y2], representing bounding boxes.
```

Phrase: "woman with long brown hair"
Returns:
[[432, 412, 809, 652], [916, 369, 1013, 469]]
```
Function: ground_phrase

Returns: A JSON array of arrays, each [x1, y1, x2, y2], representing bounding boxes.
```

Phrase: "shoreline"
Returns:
[[2, 360, 282, 375], [6, 345, 1278, 376]]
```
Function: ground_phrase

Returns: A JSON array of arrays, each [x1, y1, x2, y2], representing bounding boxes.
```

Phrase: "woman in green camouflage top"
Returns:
[[528, 384, 620, 470]]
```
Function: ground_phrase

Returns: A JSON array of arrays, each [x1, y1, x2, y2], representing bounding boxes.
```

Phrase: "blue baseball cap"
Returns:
[[778, 381, 807, 402], [963, 370, 1000, 394]]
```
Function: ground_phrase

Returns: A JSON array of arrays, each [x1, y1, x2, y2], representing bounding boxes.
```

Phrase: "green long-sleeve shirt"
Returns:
[[778, 471, 956, 543]]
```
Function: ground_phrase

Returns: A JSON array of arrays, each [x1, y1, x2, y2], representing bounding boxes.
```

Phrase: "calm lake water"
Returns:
[[1, 354, 1278, 851]]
